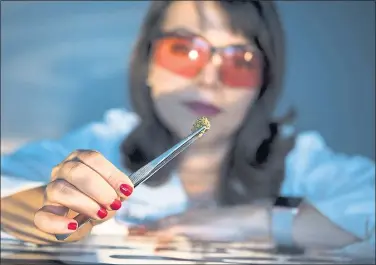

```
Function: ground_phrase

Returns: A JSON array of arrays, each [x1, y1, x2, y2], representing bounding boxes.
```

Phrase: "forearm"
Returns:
[[292, 202, 360, 249], [241, 202, 361, 249], [1, 185, 93, 244]]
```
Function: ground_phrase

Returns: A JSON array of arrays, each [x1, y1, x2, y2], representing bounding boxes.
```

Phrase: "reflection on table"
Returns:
[[2, 234, 374, 264]]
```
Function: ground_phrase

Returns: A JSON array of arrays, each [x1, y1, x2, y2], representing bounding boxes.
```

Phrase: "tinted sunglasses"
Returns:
[[151, 31, 263, 88]]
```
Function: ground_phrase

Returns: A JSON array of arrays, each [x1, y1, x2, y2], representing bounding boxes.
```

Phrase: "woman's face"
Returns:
[[148, 1, 263, 142]]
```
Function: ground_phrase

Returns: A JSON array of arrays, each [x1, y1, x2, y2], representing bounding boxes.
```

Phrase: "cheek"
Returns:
[[148, 63, 192, 99], [223, 89, 258, 115], [214, 89, 258, 134], [148, 63, 196, 138]]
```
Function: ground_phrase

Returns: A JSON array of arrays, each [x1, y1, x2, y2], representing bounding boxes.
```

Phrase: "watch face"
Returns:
[[274, 197, 303, 208]]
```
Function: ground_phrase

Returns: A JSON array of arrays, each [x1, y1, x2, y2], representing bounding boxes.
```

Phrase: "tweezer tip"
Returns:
[[191, 117, 210, 137]]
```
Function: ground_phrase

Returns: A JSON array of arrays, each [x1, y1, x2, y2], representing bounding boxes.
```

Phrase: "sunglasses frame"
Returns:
[[149, 29, 265, 88], [152, 29, 262, 64]]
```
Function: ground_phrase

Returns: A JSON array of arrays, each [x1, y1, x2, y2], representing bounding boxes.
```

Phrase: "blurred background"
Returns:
[[1, 1, 375, 159]]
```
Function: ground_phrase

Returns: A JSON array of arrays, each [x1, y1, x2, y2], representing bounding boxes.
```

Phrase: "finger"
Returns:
[[51, 150, 80, 181], [46, 179, 109, 221], [53, 160, 122, 211], [76, 150, 134, 199], [34, 204, 78, 235], [58, 150, 134, 200]]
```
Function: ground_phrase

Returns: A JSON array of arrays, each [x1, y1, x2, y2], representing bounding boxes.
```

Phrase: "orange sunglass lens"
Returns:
[[220, 49, 262, 88], [153, 36, 209, 77]]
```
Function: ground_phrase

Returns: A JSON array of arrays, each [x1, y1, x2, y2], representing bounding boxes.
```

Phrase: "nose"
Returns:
[[197, 53, 222, 89]]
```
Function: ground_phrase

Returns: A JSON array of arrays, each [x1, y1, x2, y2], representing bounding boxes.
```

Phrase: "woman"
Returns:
[[1, 0, 374, 256]]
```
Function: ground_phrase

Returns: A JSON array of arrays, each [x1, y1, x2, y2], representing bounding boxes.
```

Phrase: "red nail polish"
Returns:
[[110, 199, 122, 210], [120, 184, 133, 196], [68, 222, 77, 230], [97, 208, 108, 219]]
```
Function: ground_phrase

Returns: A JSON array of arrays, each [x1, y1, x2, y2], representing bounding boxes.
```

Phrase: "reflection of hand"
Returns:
[[148, 206, 271, 245]]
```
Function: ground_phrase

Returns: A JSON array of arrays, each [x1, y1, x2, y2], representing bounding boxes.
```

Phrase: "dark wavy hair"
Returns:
[[121, 0, 296, 206]]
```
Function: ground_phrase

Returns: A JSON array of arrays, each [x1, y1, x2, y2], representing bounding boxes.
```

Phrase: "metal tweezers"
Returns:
[[55, 125, 207, 241]]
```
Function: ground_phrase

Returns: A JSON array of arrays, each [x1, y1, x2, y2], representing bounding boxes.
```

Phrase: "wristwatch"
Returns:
[[271, 196, 303, 247]]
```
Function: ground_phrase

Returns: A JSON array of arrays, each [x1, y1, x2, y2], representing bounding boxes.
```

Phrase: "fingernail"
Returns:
[[68, 222, 77, 230], [120, 184, 133, 196], [110, 199, 122, 210], [97, 208, 108, 219]]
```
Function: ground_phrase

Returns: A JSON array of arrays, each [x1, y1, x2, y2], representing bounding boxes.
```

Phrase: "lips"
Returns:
[[183, 100, 222, 116]]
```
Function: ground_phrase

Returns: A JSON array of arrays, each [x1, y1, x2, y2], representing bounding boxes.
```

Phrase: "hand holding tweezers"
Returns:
[[54, 123, 208, 241]]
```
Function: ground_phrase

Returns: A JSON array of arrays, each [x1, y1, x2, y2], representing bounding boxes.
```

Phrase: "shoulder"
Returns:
[[59, 108, 141, 158], [0, 109, 141, 181], [76, 108, 140, 171], [286, 130, 328, 173], [281, 130, 375, 196], [287, 130, 374, 175], [86, 108, 140, 139]]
